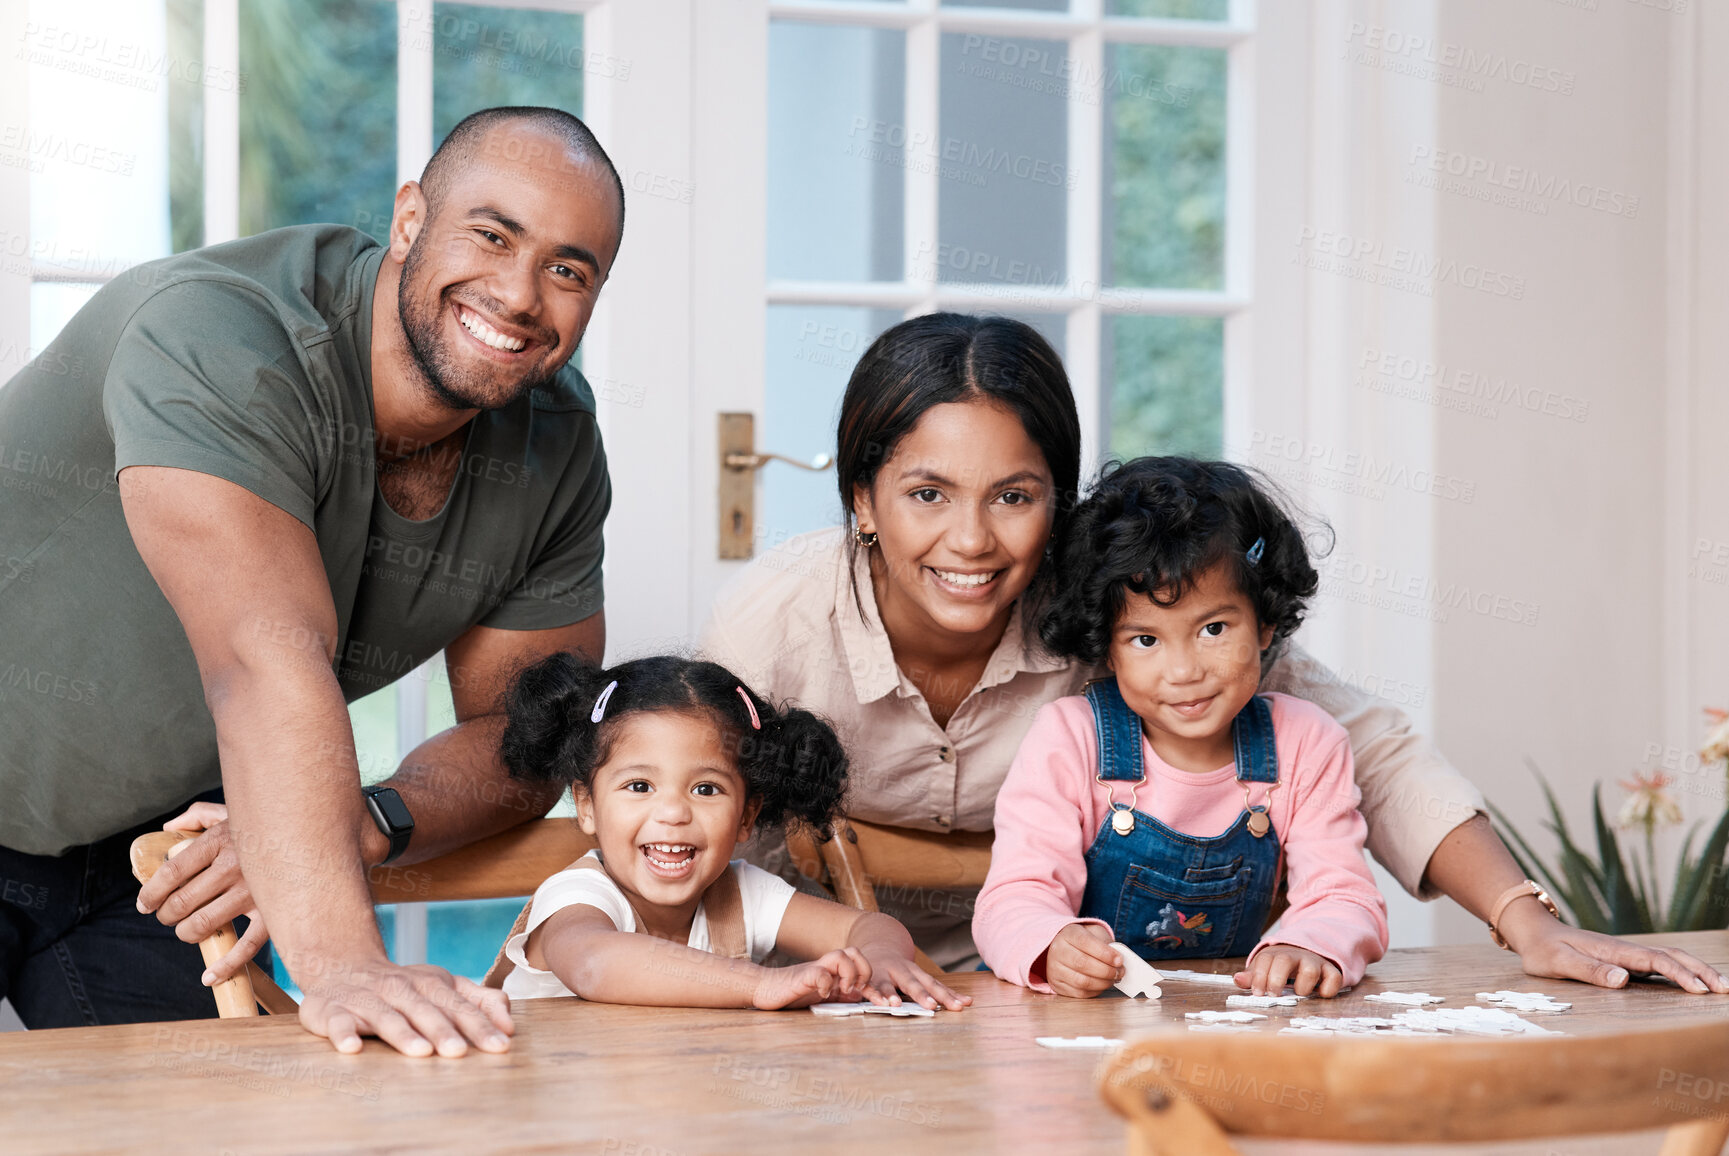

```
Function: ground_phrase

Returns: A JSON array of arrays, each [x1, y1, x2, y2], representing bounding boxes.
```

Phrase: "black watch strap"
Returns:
[[362, 785, 415, 865]]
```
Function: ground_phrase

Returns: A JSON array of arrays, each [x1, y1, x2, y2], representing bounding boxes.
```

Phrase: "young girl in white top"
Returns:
[[497, 652, 970, 1012]]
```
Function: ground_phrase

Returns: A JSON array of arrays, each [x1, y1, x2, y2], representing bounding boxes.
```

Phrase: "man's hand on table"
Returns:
[[1499, 898, 1729, 994], [137, 801, 268, 984], [295, 955, 513, 1057]]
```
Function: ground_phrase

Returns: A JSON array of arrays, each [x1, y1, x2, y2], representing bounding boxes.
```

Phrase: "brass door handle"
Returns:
[[724, 451, 834, 472]]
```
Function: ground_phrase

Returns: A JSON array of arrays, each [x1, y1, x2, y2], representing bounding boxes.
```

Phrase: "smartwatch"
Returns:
[[362, 785, 415, 866]]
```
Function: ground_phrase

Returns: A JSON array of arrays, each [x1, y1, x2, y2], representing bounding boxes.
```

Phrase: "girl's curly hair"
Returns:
[[1038, 457, 1326, 668], [500, 653, 848, 835]]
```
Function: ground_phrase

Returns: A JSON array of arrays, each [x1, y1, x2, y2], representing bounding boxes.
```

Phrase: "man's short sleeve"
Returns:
[[479, 413, 610, 631], [103, 281, 324, 529]]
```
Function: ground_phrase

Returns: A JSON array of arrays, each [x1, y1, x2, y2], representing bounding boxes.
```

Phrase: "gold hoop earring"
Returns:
[[854, 526, 879, 548]]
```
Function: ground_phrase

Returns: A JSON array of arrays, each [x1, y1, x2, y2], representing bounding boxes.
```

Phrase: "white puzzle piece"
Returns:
[[1227, 993, 1303, 1008], [1277, 1006, 1558, 1037], [1156, 968, 1241, 988], [1185, 1010, 1266, 1023], [1363, 991, 1445, 1006], [1110, 942, 1164, 1000], [1036, 1036, 1125, 1049], [809, 1001, 936, 1018], [1476, 990, 1572, 1013]]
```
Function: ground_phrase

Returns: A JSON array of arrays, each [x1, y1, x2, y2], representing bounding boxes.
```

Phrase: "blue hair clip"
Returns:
[[1246, 537, 1265, 566]]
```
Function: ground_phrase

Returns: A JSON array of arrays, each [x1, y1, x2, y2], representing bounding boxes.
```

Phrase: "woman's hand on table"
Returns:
[[136, 801, 269, 984], [1042, 923, 1123, 998], [1236, 944, 1344, 998], [1500, 900, 1729, 994]]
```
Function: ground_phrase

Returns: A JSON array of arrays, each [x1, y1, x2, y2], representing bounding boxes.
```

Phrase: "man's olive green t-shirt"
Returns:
[[0, 225, 610, 855]]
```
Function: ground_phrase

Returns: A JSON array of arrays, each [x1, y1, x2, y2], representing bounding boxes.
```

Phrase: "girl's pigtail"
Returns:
[[501, 651, 611, 784], [742, 702, 849, 835]]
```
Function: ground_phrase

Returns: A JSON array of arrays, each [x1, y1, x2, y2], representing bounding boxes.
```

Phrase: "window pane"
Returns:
[[167, 0, 204, 252], [762, 305, 901, 545], [938, 33, 1067, 285], [768, 23, 905, 282], [239, 0, 396, 236], [426, 898, 527, 980], [1103, 44, 1225, 289], [1104, 314, 1222, 458], [349, 684, 399, 786], [1108, 0, 1230, 18], [431, 5, 585, 142], [945, 0, 1068, 10]]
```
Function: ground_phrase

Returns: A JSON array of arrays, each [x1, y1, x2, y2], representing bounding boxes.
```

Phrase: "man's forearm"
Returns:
[[213, 666, 387, 982], [365, 715, 565, 867]]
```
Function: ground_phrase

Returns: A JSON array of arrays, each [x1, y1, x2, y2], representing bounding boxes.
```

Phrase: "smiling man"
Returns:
[[0, 108, 621, 1055]]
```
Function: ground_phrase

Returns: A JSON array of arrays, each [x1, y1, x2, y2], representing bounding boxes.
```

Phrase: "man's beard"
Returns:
[[397, 236, 560, 411]]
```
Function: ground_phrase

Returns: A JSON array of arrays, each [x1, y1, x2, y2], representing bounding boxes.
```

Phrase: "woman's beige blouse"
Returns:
[[698, 528, 1484, 968]]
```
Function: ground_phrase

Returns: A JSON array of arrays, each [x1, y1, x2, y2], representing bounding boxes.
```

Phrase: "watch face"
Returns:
[[369, 788, 415, 832]]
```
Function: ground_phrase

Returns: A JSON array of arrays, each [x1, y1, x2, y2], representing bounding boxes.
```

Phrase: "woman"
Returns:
[[701, 312, 1727, 989]]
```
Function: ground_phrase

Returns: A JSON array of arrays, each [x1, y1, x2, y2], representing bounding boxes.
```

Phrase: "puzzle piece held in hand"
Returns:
[[1110, 942, 1163, 1000], [1036, 1036, 1125, 1049], [810, 1001, 936, 1018]]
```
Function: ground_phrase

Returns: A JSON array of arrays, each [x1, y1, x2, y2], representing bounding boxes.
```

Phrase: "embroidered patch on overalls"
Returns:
[[1145, 902, 1212, 951]]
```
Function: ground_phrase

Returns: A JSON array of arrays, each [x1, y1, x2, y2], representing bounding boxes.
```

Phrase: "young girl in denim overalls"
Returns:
[[974, 458, 1388, 998]]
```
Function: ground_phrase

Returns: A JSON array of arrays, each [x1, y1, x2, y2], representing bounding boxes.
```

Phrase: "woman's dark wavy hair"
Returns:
[[1039, 457, 1326, 669], [835, 312, 1082, 617], [500, 653, 849, 835]]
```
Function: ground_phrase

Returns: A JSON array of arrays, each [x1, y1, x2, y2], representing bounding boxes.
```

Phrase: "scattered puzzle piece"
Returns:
[[1036, 1036, 1124, 1049], [1185, 1010, 1266, 1023], [1476, 990, 1571, 1013], [1227, 993, 1303, 1008], [1363, 991, 1444, 1006], [810, 1002, 936, 1018], [1109, 942, 1163, 1000]]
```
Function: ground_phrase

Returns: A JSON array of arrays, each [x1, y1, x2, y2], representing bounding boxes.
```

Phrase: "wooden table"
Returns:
[[3, 933, 1726, 1156]]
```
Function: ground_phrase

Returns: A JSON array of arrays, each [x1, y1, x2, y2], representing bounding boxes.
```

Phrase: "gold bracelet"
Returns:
[[1487, 879, 1561, 950]]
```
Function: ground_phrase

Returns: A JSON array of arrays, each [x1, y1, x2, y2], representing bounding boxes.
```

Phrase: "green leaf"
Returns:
[[1592, 785, 1646, 934], [1675, 806, 1729, 930], [1533, 767, 1607, 894]]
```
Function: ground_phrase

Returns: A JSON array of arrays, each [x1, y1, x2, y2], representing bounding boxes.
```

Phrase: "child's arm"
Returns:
[[1237, 723, 1390, 997], [527, 903, 871, 1009], [772, 892, 971, 1011], [972, 702, 1116, 995]]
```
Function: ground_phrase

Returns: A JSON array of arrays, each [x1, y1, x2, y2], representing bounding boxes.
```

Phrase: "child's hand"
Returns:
[[861, 955, 973, 1012], [1042, 923, 1123, 999], [1235, 945, 1343, 997], [752, 948, 873, 1010]]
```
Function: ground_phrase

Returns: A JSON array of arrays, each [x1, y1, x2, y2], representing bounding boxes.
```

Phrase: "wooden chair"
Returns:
[[783, 817, 993, 975], [1097, 1022, 1729, 1156], [129, 818, 598, 1019]]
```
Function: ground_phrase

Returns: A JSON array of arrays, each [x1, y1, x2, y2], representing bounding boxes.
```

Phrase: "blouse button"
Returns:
[[938, 746, 954, 763], [932, 814, 950, 826]]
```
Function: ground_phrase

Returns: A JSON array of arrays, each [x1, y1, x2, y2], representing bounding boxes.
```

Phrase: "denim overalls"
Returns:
[[1076, 678, 1282, 959]]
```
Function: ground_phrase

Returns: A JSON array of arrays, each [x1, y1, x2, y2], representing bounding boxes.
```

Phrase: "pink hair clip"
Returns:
[[736, 686, 761, 730], [591, 680, 618, 723]]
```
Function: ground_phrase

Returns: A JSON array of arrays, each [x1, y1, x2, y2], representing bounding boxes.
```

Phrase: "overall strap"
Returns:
[[1231, 695, 1280, 784], [1085, 677, 1146, 783]]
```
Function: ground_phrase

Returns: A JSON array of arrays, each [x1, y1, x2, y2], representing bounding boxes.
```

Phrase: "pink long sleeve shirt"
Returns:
[[973, 691, 1389, 991]]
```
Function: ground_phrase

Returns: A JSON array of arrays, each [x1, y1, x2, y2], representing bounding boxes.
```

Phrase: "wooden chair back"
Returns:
[[784, 817, 993, 974], [1097, 1023, 1729, 1155], [129, 818, 599, 1019]]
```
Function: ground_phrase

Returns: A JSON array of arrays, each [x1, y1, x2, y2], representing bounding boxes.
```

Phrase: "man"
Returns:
[[0, 106, 622, 1056]]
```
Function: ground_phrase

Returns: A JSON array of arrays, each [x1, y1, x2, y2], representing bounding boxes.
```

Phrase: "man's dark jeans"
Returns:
[[0, 791, 262, 1028]]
